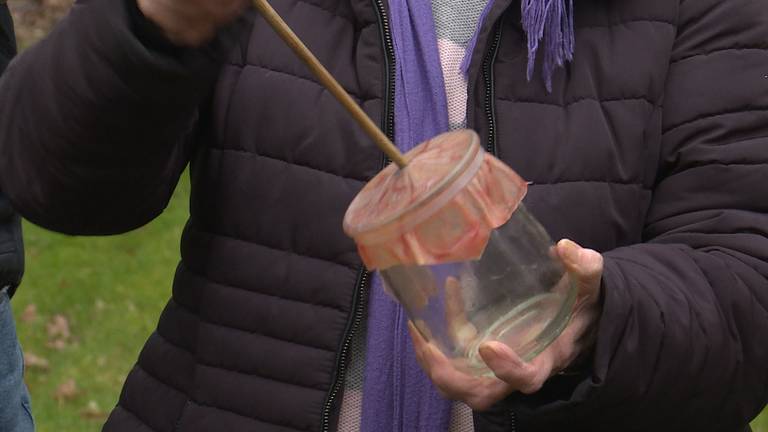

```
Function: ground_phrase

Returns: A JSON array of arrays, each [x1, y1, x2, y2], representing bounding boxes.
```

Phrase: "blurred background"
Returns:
[[4, 2, 768, 431]]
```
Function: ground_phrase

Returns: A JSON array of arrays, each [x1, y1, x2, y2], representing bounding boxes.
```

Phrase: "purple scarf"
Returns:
[[462, 0, 575, 91], [521, 0, 575, 91], [360, 0, 575, 431], [359, 0, 451, 430]]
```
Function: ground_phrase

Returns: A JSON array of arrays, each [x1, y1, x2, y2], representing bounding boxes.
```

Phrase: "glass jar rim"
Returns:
[[344, 130, 484, 241]]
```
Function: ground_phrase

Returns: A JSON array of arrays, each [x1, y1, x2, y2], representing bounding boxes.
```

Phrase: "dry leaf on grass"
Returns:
[[46, 314, 72, 349], [80, 400, 108, 420], [46, 339, 68, 351], [19, 304, 38, 323], [53, 378, 78, 402], [23, 352, 50, 371], [46, 314, 71, 340]]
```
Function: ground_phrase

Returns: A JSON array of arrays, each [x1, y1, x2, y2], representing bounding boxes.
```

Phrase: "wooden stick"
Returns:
[[252, 0, 408, 168]]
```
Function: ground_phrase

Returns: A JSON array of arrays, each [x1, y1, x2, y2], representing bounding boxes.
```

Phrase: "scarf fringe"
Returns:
[[521, 0, 574, 91]]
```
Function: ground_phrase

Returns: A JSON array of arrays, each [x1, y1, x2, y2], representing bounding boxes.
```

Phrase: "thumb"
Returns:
[[556, 239, 603, 295]]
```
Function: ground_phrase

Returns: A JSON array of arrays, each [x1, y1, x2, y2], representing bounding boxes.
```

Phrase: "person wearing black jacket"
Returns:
[[1, 0, 768, 430], [0, 3, 34, 431]]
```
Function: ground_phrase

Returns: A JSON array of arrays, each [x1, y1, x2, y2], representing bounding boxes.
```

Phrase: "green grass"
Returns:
[[756, 411, 768, 432], [8, 172, 768, 431], [757, 413, 768, 432], [11, 175, 190, 432]]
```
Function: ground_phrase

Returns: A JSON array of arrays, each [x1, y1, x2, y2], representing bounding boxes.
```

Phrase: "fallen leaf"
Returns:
[[23, 352, 50, 371], [53, 378, 78, 402], [46, 314, 71, 340], [19, 304, 38, 323], [46, 339, 68, 350], [80, 400, 107, 420]]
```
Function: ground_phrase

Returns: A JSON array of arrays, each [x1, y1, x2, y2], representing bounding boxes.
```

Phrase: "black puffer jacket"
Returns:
[[0, 1, 22, 297], [0, 0, 767, 431], [0, 2, 14, 73]]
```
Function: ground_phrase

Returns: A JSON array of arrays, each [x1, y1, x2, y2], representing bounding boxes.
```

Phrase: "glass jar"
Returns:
[[344, 130, 576, 375]]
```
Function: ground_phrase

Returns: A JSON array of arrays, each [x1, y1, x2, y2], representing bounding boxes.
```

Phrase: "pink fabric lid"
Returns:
[[344, 130, 528, 270]]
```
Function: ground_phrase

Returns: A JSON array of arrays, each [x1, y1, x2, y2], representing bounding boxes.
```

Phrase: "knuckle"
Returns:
[[519, 379, 544, 394]]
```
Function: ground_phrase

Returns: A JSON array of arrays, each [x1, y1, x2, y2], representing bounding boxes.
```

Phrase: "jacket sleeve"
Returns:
[[0, 2, 15, 74], [0, 2, 22, 295], [508, 0, 768, 430], [0, 0, 230, 235]]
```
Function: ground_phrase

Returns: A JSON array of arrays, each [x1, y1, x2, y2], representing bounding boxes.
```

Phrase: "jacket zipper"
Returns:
[[375, 0, 396, 167], [320, 269, 370, 432], [378, 0, 396, 153], [484, 17, 519, 432], [319, 0, 396, 429], [482, 19, 503, 156]]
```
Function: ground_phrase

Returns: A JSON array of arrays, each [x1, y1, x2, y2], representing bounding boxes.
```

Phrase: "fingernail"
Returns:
[[558, 239, 580, 263], [478, 344, 499, 359]]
